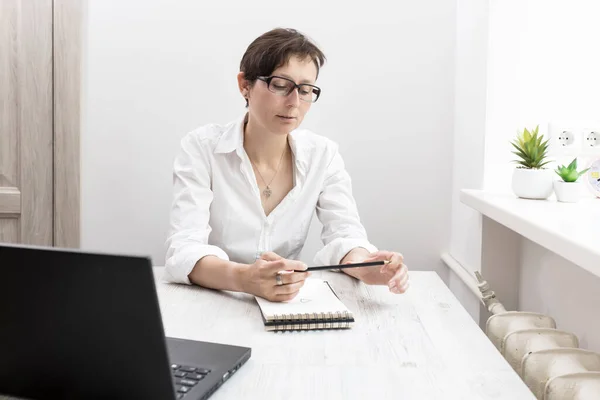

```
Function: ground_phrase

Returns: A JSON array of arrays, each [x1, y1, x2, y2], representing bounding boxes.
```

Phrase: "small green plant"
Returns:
[[510, 125, 551, 169], [555, 158, 590, 182]]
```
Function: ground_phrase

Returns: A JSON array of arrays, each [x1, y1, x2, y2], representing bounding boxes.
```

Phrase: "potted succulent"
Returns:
[[553, 158, 590, 203], [510, 125, 553, 199]]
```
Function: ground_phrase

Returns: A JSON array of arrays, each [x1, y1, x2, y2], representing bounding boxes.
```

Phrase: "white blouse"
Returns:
[[163, 115, 377, 284]]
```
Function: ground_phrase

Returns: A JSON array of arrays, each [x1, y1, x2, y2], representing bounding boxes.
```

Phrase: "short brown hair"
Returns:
[[240, 28, 326, 106]]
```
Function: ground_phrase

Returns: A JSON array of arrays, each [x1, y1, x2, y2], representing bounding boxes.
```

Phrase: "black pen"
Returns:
[[292, 260, 389, 272]]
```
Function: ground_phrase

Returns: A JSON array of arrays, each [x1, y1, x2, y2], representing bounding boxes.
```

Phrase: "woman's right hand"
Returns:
[[241, 251, 309, 302]]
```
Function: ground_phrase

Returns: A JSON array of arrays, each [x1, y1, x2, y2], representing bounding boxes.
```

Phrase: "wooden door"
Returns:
[[0, 0, 80, 247], [0, 0, 54, 246]]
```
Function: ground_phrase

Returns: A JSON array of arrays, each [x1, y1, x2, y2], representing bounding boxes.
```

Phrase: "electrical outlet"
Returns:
[[547, 122, 582, 157], [557, 130, 575, 146], [582, 129, 600, 155]]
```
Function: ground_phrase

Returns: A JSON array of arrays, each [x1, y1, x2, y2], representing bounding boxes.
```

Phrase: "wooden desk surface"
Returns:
[[152, 267, 535, 400]]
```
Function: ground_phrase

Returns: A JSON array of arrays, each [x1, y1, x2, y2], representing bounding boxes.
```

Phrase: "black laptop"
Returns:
[[0, 244, 251, 400]]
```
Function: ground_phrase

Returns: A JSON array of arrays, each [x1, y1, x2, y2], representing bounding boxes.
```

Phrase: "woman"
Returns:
[[164, 28, 409, 302]]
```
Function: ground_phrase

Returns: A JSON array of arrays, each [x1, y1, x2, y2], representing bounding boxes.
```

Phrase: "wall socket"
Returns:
[[557, 130, 575, 146], [547, 122, 582, 157], [582, 129, 600, 155], [547, 122, 600, 158]]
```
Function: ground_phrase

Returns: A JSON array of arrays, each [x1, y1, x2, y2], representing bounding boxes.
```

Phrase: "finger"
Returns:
[[397, 272, 409, 287], [393, 264, 408, 278], [278, 271, 309, 285], [389, 271, 409, 294], [275, 280, 305, 295], [261, 251, 283, 262], [397, 280, 410, 293], [391, 282, 409, 294], [391, 267, 408, 285], [380, 253, 402, 275], [381, 253, 404, 274], [262, 259, 288, 273], [365, 250, 399, 262], [390, 275, 408, 292], [363, 251, 403, 267], [285, 259, 308, 271], [275, 291, 300, 302], [265, 259, 308, 273]]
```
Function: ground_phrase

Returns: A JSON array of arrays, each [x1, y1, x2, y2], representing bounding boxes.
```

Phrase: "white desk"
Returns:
[[152, 267, 534, 399]]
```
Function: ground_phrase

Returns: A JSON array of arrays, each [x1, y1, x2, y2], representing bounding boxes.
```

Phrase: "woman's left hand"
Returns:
[[344, 250, 409, 294]]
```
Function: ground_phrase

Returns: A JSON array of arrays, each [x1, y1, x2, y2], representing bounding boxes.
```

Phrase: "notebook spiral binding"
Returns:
[[267, 310, 353, 331]]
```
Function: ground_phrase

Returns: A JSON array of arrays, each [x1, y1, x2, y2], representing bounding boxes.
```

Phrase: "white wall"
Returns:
[[447, 0, 600, 341], [447, 0, 489, 320], [484, 0, 600, 192], [82, 0, 456, 274], [501, 0, 600, 353], [483, 0, 600, 347]]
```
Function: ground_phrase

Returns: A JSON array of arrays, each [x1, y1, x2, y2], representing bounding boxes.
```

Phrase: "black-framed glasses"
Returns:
[[257, 76, 321, 103]]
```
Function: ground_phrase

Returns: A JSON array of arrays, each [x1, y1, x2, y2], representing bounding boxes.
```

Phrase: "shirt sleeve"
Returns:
[[163, 132, 229, 285], [313, 145, 378, 266]]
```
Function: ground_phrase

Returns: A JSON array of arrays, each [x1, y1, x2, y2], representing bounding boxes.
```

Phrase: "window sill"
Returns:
[[460, 189, 600, 278]]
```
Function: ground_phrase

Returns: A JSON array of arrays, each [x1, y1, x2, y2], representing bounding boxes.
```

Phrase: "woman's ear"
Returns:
[[237, 71, 250, 98]]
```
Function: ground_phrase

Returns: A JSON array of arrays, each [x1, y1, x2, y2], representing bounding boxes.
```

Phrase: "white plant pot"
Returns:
[[511, 168, 553, 200], [553, 180, 583, 203]]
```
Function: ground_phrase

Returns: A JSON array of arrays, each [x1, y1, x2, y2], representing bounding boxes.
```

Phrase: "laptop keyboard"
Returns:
[[171, 364, 212, 399]]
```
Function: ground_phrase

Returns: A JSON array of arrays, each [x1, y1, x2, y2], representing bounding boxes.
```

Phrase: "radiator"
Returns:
[[475, 271, 600, 399]]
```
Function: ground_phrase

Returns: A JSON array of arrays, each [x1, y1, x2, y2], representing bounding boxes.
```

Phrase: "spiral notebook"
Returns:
[[254, 278, 354, 332]]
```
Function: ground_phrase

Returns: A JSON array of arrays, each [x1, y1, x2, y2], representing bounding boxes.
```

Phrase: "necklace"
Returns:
[[249, 148, 286, 199]]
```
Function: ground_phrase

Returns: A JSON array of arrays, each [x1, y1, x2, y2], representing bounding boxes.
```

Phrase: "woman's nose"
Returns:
[[286, 87, 300, 106]]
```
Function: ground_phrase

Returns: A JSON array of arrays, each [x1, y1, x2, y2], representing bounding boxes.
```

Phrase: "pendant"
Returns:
[[263, 186, 272, 198]]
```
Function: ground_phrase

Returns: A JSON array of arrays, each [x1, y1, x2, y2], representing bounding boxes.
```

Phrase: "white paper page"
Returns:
[[255, 278, 351, 319]]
